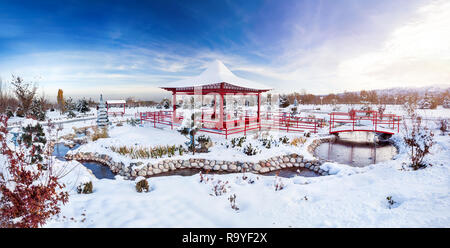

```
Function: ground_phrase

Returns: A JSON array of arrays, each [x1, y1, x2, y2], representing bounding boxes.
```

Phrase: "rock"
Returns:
[[299, 163, 305, 167], [290, 158, 296, 163], [220, 164, 228, 171], [280, 163, 286, 168], [213, 165, 220, 171], [153, 168, 162, 174], [260, 167, 270, 173], [146, 170, 154, 176], [286, 163, 293, 167], [253, 164, 262, 171], [191, 162, 198, 168], [229, 164, 237, 171], [138, 170, 147, 176]]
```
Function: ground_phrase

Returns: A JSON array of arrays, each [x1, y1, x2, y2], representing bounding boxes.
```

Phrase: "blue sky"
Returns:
[[0, 0, 448, 100]]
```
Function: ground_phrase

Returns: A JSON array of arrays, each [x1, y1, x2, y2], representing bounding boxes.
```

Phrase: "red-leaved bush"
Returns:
[[0, 115, 68, 228]]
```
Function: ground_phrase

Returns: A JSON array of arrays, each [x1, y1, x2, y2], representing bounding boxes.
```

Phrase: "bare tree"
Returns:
[[11, 75, 37, 115]]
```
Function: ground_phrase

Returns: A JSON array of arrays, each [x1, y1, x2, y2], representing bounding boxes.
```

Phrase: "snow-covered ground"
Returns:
[[2, 104, 450, 227], [45, 132, 450, 227]]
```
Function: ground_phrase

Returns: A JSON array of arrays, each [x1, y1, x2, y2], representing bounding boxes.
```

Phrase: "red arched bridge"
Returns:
[[329, 110, 400, 135]]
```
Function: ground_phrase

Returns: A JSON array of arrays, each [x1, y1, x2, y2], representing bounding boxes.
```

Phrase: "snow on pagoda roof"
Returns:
[[162, 60, 271, 91], [106, 100, 126, 104]]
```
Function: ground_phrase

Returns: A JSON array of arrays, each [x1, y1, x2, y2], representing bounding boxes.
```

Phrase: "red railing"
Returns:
[[139, 110, 324, 139], [329, 110, 400, 134]]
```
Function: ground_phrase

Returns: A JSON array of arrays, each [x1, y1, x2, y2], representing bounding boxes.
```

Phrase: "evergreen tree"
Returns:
[[20, 122, 47, 164], [5, 106, 14, 118], [279, 94, 290, 108], [161, 98, 170, 109], [76, 98, 91, 113], [30, 98, 46, 121]]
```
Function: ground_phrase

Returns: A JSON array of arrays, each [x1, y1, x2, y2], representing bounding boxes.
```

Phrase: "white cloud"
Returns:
[[336, 0, 450, 90], [1, 0, 448, 99]]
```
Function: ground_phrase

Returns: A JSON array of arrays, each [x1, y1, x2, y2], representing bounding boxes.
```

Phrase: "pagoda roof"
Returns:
[[161, 60, 271, 94]]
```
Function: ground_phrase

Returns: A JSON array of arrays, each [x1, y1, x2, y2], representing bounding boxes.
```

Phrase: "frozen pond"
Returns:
[[315, 132, 397, 167], [149, 167, 318, 178], [262, 168, 319, 178], [52, 143, 80, 161], [52, 143, 115, 179]]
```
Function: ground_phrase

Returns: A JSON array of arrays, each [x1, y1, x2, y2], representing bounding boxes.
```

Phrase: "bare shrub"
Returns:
[[91, 127, 109, 141], [228, 194, 239, 211], [437, 119, 448, 135], [402, 101, 435, 170]]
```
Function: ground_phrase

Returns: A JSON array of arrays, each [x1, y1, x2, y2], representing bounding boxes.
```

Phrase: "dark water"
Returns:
[[315, 136, 397, 167], [262, 168, 319, 178], [80, 162, 116, 179], [150, 168, 230, 177], [52, 143, 79, 161], [52, 142, 115, 179], [150, 167, 318, 178]]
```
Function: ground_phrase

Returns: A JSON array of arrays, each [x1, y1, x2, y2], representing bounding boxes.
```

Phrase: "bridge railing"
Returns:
[[329, 110, 401, 134]]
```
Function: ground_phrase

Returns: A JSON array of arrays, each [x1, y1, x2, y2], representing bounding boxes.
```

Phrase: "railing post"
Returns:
[[244, 117, 247, 136], [287, 115, 290, 133], [374, 112, 377, 133], [352, 113, 355, 132], [314, 119, 317, 133]]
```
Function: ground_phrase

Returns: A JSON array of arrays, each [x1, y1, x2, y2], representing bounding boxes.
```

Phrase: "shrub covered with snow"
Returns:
[[402, 102, 435, 170], [77, 179, 93, 194], [135, 176, 149, 193]]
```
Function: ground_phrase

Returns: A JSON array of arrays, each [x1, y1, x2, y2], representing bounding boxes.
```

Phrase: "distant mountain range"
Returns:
[[333, 84, 450, 96]]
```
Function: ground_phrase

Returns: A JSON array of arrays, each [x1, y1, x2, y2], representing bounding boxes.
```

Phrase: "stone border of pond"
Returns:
[[64, 137, 335, 180]]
